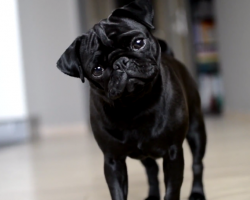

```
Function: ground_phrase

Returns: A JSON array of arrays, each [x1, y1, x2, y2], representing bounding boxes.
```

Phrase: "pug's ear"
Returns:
[[111, 0, 154, 29], [57, 35, 86, 83], [157, 38, 175, 57]]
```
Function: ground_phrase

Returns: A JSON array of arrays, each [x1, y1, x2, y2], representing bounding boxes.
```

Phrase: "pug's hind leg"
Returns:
[[141, 158, 160, 200]]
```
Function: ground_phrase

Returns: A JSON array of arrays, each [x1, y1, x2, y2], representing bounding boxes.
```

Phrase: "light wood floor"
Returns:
[[1, 116, 250, 200]]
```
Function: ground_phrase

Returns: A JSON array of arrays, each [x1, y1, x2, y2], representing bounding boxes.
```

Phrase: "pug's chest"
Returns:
[[105, 108, 187, 159], [109, 121, 169, 159], [100, 100, 187, 158], [127, 136, 168, 159]]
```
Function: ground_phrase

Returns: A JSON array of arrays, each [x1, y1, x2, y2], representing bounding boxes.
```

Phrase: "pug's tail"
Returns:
[[157, 38, 175, 57]]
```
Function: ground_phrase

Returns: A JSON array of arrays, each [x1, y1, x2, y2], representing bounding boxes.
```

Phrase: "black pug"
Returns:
[[57, 0, 206, 200]]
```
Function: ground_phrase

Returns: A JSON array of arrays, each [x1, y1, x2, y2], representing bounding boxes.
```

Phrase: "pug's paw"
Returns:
[[189, 192, 206, 200], [145, 195, 160, 200]]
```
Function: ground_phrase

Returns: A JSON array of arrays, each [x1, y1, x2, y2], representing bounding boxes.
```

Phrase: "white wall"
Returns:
[[18, 0, 89, 131], [215, 0, 250, 114], [0, 0, 27, 120]]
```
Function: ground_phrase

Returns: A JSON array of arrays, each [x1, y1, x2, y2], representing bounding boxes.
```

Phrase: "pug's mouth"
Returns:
[[108, 65, 156, 100]]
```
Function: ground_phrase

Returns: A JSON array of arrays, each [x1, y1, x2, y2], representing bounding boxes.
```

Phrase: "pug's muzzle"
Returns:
[[108, 57, 156, 100]]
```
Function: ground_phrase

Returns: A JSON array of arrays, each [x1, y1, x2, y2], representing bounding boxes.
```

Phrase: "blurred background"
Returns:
[[0, 0, 250, 200]]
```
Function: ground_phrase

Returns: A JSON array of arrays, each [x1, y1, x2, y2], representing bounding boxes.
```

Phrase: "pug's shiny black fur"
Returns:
[[57, 0, 206, 199]]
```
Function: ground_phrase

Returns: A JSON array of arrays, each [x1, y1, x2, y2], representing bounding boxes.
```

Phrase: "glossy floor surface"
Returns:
[[1, 117, 250, 200]]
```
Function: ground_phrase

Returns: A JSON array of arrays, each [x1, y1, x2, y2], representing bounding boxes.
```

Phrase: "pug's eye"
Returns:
[[92, 66, 104, 77], [132, 38, 146, 51]]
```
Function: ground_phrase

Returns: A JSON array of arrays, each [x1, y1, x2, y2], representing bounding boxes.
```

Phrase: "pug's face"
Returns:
[[57, 0, 161, 101]]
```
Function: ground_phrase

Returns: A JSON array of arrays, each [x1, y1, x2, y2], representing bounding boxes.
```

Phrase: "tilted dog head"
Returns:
[[57, 0, 162, 101]]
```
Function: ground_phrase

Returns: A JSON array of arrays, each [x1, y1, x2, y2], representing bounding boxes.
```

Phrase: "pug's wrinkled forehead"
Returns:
[[93, 18, 149, 49], [92, 0, 154, 48]]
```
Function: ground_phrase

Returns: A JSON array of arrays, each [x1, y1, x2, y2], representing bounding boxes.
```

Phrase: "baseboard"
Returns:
[[0, 117, 39, 146], [223, 110, 250, 122], [40, 122, 91, 138], [37, 111, 250, 139]]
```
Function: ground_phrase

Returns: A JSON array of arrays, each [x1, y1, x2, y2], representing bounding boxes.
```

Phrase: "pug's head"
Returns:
[[57, 0, 162, 101]]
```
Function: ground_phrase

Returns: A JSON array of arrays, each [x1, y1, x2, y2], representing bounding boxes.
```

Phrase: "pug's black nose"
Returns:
[[113, 57, 129, 70]]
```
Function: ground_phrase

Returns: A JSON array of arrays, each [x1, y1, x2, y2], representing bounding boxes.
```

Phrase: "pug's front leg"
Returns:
[[104, 155, 128, 200], [163, 146, 184, 200]]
